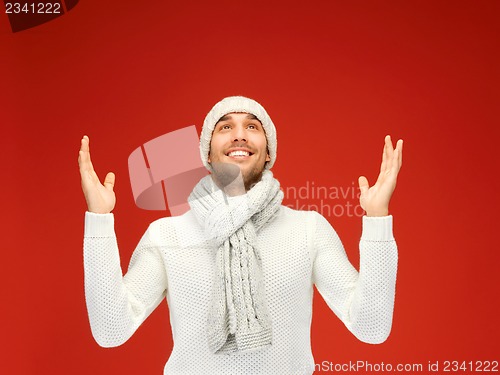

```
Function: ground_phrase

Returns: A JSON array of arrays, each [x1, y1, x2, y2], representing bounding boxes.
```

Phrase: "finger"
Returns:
[[79, 136, 95, 173], [390, 148, 400, 176], [385, 134, 394, 151], [78, 151, 96, 178], [385, 135, 394, 172], [80, 135, 89, 152], [358, 176, 369, 195], [104, 172, 115, 191], [379, 136, 391, 177], [78, 137, 87, 165], [79, 136, 89, 163], [78, 136, 100, 188], [391, 139, 403, 176], [379, 143, 387, 174], [397, 139, 403, 169], [390, 139, 403, 175]]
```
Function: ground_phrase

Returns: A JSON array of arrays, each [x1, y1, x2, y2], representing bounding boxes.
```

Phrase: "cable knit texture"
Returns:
[[83, 207, 398, 374], [188, 170, 283, 354]]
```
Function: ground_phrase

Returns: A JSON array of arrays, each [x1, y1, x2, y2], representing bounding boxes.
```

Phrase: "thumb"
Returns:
[[104, 172, 115, 191], [358, 176, 369, 196]]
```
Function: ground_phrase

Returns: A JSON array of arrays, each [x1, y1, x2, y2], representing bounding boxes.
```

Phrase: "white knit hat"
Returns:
[[199, 96, 277, 172]]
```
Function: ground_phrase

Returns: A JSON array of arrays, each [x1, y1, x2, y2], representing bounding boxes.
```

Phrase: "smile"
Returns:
[[225, 149, 254, 158]]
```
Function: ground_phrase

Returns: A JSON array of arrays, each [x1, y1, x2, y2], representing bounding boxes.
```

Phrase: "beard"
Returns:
[[210, 161, 266, 195], [241, 163, 265, 191]]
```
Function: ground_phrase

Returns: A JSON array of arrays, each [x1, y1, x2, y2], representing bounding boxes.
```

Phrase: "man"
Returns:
[[79, 96, 403, 375]]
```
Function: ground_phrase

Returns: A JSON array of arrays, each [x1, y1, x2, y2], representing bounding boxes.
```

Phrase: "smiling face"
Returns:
[[208, 112, 271, 191]]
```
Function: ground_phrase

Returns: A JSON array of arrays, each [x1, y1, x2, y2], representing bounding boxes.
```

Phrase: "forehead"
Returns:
[[216, 112, 260, 123]]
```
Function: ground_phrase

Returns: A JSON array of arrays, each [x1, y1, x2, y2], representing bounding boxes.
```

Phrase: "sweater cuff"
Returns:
[[84, 212, 115, 238], [361, 215, 394, 241]]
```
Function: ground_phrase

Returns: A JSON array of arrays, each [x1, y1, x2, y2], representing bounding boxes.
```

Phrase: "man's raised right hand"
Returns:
[[78, 135, 116, 214]]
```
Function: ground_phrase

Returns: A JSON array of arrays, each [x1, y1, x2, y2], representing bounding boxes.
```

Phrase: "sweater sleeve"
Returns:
[[311, 212, 398, 344], [83, 212, 168, 347]]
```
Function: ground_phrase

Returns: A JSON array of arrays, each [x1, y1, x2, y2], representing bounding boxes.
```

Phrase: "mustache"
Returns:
[[226, 143, 254, 151]]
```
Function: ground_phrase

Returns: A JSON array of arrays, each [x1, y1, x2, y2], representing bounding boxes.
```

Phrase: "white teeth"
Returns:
[[228, 150, 250, 157]]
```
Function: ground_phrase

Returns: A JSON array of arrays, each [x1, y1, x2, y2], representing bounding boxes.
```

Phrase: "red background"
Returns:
[[1, 1, 499, 374]]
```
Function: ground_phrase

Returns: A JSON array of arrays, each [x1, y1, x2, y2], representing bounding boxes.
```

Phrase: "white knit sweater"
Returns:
[[83, 200, 398, 375]]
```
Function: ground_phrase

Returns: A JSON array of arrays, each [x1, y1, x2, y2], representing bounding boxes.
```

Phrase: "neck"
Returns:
[[209, 162, 266, 196], [211, 171, 265, 196], [211, 174, 246, 197]]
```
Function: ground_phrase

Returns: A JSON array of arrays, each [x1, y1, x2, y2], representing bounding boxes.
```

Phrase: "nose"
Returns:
[[232, 124, 247, 142]]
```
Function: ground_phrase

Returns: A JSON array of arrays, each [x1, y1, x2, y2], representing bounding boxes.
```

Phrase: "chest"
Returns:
[[160, 214, 314, 306]]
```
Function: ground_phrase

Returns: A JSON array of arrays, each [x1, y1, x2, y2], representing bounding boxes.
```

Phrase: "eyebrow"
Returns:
[[216, 114, 260, 123]]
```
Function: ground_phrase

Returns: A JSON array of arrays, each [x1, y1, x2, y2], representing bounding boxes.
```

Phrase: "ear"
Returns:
[[266, 153, 271, 162], [208, 152, 211, 163]]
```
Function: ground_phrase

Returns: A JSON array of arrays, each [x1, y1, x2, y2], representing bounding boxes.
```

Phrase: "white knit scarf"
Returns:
[[188, 170, 283, 354]]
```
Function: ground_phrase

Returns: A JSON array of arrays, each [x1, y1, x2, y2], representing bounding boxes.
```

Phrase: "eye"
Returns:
[[220, 124, 231, 130], [248, 124, 257, 129]]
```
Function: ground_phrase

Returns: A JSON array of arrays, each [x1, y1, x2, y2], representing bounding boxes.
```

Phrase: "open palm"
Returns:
[[358, 135, 403, 217], [78, 135, 116, 214]]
